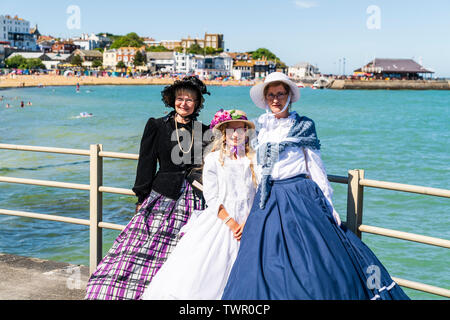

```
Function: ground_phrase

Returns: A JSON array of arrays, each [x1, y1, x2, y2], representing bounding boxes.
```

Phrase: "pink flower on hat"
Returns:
[[209, 109, 250, 130], [210, 109, 232, 129]]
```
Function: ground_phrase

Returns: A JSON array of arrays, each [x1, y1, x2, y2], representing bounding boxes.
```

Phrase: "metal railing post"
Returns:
[[346, 169, 365, 239], [89, 144, 103, 275]]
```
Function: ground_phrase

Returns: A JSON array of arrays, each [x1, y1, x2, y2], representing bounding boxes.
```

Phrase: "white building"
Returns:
[[103, 49, 117, 69], [45, 52, 73, 69], [146, 51, 175, 73], [220, 52, 233, 74], [0, 15, 37, 50], [174, 52, 232, 78], [0, 44, 6, 65], [73, 33, 111, 51], [174, 52, 195, 74], [232, 61, 253, 80], [194, 53, 233, 79], [288, 62, 320, 79]]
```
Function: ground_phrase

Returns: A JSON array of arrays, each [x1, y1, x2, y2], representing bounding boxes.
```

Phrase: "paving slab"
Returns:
[[0, 253, 89, 300]]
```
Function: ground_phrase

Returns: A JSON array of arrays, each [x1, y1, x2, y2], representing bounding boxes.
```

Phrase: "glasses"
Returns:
[[175, 97, 196, 105], [266, 92, 288, 101]]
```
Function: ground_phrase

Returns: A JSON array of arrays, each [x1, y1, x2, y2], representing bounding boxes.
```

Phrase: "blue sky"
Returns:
[[3, 0, 450, 76]]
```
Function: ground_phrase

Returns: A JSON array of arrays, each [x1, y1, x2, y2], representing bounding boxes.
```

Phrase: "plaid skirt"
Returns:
[[85, 181, 205, 300]]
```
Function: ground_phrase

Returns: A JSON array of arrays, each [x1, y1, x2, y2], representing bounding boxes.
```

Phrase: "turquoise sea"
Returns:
[[0, 84, 449, 299]]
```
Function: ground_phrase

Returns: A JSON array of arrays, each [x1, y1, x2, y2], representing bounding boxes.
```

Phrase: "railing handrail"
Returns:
[[360, 178, 450, 198], [1, 143, 449, 298], [0, 143, 90, 156]]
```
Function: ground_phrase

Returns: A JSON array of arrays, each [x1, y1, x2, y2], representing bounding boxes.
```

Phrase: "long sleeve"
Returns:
[[305, 148, 342, 226], [202, 152, 221, 215], [132, 118, 158, 204]]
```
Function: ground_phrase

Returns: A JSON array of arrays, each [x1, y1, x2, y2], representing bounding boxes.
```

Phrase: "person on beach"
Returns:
[[141, 109, 259, 300], [85, 76, 212, 300], [221, 72, 410, 300]]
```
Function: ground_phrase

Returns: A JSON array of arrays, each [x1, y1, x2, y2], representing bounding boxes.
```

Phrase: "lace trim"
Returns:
[[370, 281, 398, 300]]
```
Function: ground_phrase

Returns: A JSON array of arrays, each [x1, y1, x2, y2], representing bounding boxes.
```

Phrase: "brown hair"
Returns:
[[263, 81, 291, 97], [161, 76, 210, 120]]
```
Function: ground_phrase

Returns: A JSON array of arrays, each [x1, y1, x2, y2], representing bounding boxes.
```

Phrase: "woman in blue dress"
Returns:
[[221, 72, 410, 300]]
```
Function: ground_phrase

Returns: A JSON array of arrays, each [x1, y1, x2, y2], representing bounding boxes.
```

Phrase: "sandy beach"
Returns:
[[0, 75, 258, 89]]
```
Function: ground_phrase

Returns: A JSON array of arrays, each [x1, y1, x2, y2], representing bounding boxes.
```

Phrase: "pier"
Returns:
[[329, 79, 450, 90]]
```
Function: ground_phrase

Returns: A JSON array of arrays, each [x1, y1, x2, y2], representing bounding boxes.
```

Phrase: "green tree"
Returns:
[[71, 54, 83, 67], [174, 46, 184, 53], [133, 51, 146, 66], [204, 46, 216, 55], [110, 32, 144, 49], [116, 61, 126, 69], [96, 32, 116, 38], [26, 58, 45, 69], [92, 59, 103, 68], [146, 45, 170, 52], [249, 48, 278, 61], [5, 55, 28, 68], [187, 43, 203, 55], [5, 56, 45, 69]]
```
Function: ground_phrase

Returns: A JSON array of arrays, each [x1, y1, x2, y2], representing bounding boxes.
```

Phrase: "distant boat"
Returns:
[[296, 82, 305, 88], [312, 77, 330, 89]]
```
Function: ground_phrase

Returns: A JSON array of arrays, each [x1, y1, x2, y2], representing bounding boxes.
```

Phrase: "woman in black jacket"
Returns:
[[85, 76, 212, 300]]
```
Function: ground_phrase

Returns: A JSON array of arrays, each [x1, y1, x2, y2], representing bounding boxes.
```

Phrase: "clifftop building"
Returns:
[[181, 33, 224, 50], [0, 15, 37, 50]]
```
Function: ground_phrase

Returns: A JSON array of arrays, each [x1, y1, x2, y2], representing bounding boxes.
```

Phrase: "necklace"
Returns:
[[175, 115, 194, 154]]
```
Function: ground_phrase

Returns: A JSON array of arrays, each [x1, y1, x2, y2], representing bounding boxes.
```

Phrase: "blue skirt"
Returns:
[[221, 174, 410, 300]]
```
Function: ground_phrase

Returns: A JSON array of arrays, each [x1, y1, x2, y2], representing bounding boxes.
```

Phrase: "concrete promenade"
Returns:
[[0, 253, 89, 300]]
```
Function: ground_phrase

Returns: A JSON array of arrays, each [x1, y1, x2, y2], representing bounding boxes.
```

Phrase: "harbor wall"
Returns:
[[329, 79, 450, 90]]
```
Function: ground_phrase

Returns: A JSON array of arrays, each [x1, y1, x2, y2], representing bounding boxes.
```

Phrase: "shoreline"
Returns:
[[0, 75, 259, 89], [1, 75, 449, 90]]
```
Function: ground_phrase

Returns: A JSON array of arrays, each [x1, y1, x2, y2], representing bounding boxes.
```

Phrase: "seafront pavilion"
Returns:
[[354, 58, 435, 80]]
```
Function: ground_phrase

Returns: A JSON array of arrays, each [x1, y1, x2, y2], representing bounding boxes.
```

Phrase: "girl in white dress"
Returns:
[[141, 109, 259, 300]]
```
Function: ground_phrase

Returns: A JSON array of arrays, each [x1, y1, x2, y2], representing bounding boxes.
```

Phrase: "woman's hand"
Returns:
[[218, 205, 243, 241], [233, 222, 246, 241], [225, 218, 240, 237], [135, 203, 142, 214]]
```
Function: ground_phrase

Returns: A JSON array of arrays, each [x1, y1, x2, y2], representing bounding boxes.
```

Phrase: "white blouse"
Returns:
[[201, 151, 257, 224], [253, 112, 342, 225]]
